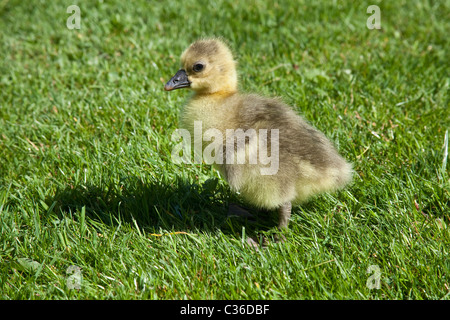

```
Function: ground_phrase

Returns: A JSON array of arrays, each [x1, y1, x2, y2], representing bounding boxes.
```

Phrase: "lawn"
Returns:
[[0, 0, 449, 300]]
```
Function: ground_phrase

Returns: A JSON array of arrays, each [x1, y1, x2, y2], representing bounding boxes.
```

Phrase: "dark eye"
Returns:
[[193, 63, 204, 72]]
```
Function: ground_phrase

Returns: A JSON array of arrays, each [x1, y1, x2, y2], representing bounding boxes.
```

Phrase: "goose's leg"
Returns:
[[278, 202, 292, 230], [274, 202, 292, 243]]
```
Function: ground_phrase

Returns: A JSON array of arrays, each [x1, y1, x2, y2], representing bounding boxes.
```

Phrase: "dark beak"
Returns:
[[164, 69, 191, 91]]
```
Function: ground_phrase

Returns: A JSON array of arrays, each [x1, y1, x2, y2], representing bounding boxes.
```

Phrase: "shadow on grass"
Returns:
[[45, 176, 280, 236]]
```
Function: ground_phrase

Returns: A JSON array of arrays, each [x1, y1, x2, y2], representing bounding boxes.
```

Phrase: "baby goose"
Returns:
[[165, 38, 352, 233]]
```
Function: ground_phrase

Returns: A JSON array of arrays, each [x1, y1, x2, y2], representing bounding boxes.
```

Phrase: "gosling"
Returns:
[[165, 38, 352, 232]]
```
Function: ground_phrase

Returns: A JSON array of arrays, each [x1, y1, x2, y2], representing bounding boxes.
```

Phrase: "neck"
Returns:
[[193, 88, 238, 99]]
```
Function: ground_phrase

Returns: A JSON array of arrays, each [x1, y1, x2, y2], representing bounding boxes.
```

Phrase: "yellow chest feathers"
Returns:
[[180, 94, 239, 135]]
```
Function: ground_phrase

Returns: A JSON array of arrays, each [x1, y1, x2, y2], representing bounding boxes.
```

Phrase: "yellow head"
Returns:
[[165, 38, 238, 95]]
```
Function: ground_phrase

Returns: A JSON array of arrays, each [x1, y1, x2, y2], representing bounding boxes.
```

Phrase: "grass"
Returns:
[[0, 0, 449, 299]]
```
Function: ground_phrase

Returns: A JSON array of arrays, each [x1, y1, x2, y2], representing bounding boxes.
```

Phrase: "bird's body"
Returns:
[[165, 38, 352, 231]]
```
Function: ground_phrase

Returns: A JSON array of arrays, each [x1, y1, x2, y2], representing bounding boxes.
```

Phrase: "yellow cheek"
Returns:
[[189, 79, 199, 88], [190, 78, 208, 90]]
